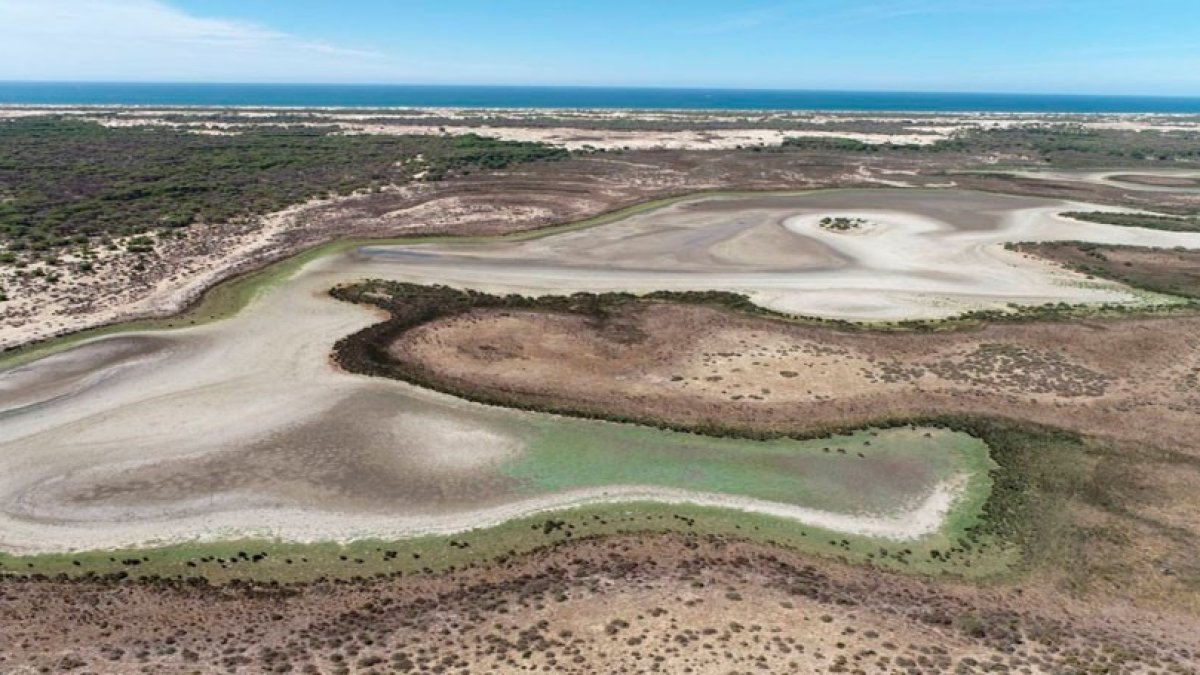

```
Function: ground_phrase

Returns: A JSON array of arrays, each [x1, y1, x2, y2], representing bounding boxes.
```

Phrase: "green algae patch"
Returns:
[[0, 423, 1008, 585], [506, 424, 989, 516]]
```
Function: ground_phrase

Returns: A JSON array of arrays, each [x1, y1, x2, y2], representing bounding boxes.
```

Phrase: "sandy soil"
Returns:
[[345, 124, 944, 149], [0, 481, 964, 556], [45, 108, 966, 148], [76, 115, 948, 148], [0, 192, 362, 349], [1, 534, 1194, 674], [393, 300, 1200, 456]]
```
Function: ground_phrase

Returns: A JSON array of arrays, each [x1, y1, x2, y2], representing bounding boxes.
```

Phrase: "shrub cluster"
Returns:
[[0, 117, 567, 251], [1060, 211, 1200, 232]]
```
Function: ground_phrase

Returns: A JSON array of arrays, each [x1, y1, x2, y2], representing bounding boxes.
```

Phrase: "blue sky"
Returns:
[[1, 0, 1198, 95]]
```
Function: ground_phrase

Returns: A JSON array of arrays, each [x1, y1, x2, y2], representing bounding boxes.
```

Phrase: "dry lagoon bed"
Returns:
[[352, 189, 1198, 320], [4, 189, 1200, 556]]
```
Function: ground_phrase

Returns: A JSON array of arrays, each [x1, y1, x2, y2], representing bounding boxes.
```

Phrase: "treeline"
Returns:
[[0, 117, 567, 251], [780, 137, 882, 151], [780, 124, 1200, 166], [929, 125, 1200, 164], [330, 281, 788, 334], [1060, 211, 1200, 232]]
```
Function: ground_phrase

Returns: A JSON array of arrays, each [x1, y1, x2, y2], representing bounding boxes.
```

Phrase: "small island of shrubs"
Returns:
[[818, 216, 868, 232]]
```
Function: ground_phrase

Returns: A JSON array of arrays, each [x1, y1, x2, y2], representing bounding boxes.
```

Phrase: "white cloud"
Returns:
[[0, 0, 398, 82]]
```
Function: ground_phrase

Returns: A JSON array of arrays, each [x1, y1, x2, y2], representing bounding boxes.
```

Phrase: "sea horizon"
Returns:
[[3, 82, 1200, 114]]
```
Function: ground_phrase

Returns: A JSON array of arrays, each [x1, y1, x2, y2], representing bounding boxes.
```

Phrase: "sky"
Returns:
[[1, 0, 1198, 95]]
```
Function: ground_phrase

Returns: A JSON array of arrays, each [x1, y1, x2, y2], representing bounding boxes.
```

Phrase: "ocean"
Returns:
[[1, 82, 1199, 113]]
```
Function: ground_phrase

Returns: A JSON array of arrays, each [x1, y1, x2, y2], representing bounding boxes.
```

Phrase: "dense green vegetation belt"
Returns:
[[0, 117, 566, 250]]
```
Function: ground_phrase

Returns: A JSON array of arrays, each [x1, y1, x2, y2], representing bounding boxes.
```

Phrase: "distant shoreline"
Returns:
[[2, 104, 1198, 117], [3, 82, 1200, 113]]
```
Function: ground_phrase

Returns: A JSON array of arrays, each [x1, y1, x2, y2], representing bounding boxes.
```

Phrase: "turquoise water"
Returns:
[[3, 82, 1200, 113]]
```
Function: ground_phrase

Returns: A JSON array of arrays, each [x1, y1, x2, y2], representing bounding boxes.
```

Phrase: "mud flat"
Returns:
[[353, 189, 1200, 320], [1010, 168, 1200, 193], [4, 189, 1200, 556], [0, 241, 985, 555], [1109, 173, 1200, 188]]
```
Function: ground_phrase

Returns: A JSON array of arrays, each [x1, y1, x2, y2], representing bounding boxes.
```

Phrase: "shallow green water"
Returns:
[[505, 422, 991, 515]]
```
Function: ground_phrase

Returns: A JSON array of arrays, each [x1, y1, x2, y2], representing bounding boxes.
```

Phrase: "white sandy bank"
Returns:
[[0, 477, 966, 555]]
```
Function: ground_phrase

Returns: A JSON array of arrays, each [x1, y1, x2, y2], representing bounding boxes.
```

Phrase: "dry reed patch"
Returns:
[[391, 302, 1200, 452]]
